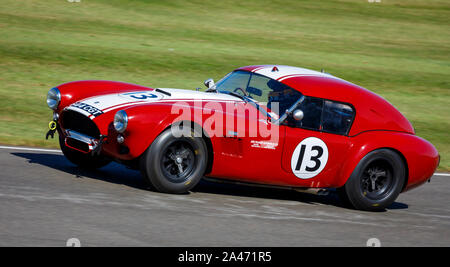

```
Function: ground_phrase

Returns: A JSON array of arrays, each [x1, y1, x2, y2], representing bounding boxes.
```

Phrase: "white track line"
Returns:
[[0, 145, 61, 153], [434, 173, 450, 177], [0, 145, 449, 177]]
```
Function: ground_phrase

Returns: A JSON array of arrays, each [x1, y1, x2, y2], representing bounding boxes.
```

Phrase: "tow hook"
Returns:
[[91, 135, 107, 156], [45, 120, 57, 139]]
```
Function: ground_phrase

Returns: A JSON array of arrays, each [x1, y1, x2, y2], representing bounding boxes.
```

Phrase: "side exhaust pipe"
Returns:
[[203, 177, 329, 196], [294, 188, 329, 196]]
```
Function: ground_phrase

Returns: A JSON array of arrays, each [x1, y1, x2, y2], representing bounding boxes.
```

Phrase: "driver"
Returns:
[[267, 79, 296, 115]]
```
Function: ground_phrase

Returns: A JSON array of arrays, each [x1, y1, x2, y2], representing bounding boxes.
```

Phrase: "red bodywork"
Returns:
[[54, 65, 439, 192]]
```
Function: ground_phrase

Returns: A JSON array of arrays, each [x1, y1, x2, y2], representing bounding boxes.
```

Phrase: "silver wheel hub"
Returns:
[[367, 168, 386, 191]]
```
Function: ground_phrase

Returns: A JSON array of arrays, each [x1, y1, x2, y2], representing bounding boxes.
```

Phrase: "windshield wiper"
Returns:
[[229, 92, 247, 102]]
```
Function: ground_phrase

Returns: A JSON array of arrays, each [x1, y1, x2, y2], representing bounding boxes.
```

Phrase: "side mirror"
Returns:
[[292, 109, 304, 121], [204, 78, 215, 89]]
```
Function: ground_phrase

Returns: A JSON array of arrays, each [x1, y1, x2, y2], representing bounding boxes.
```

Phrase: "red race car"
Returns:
[[45, 65, 439, 211]]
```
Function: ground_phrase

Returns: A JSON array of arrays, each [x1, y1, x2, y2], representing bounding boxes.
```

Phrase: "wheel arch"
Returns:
[[338, 131, 438, 191], [364, 147, 409, 192], [337, 132, 412, 189], [339, 146, 409, 188], [386, 147, 409, 191]]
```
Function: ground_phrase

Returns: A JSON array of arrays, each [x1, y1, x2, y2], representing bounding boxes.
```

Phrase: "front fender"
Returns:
[[105, 102, 211, 160], [55, 80, 153, 112], [336, 131, 439, 191]]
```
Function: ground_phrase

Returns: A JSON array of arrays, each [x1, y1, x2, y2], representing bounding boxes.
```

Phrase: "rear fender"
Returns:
[[336, 131, 439, 191]]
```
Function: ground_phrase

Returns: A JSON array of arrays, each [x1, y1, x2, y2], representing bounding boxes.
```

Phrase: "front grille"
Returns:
[[66, 137, 90, 153], [61, 110, 101, 138]]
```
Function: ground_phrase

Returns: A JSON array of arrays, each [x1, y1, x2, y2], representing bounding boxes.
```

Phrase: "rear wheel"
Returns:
[[339, 149, 405, 211], [140, 126, 207, 194], [59, 135, 111, 169]]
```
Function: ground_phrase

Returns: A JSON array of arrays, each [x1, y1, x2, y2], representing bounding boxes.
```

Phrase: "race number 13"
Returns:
[[291, 137, 329, 179]]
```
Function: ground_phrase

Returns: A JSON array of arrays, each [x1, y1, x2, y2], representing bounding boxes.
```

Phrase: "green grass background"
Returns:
[[0, 0, 449, 170]]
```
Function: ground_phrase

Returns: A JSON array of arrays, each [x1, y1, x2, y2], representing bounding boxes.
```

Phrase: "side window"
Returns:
[[322, 100, 354, 135], [266, 79, 302, 116], [287, 97, 323, 130], [298, 97, 323, 130]]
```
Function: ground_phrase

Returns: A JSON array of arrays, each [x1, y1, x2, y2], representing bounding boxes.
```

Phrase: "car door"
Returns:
[[210, 73, 294, 185], [280, 97, 355, 188]]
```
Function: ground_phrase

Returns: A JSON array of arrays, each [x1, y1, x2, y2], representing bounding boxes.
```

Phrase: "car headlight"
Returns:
[[46, 87, 61, 110], [114, 110, 128, 133]]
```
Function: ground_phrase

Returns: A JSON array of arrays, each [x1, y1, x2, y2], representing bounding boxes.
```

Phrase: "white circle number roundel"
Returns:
[[291, 137, 329, 179]]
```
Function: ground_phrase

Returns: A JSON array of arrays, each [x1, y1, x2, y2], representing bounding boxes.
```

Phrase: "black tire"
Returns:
[[336, 187, 352, 207], [140, 126, 208, 194], [339, 149, 406, 211], [59, 135, 111, 169]]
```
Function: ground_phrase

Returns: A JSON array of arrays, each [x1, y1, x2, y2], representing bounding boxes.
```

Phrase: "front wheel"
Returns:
[[339, 149, 406, 211], [140, 126, 208, 194]]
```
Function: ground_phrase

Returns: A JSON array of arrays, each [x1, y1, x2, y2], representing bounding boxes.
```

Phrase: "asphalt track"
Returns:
[[0, 146, 449, 247]]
